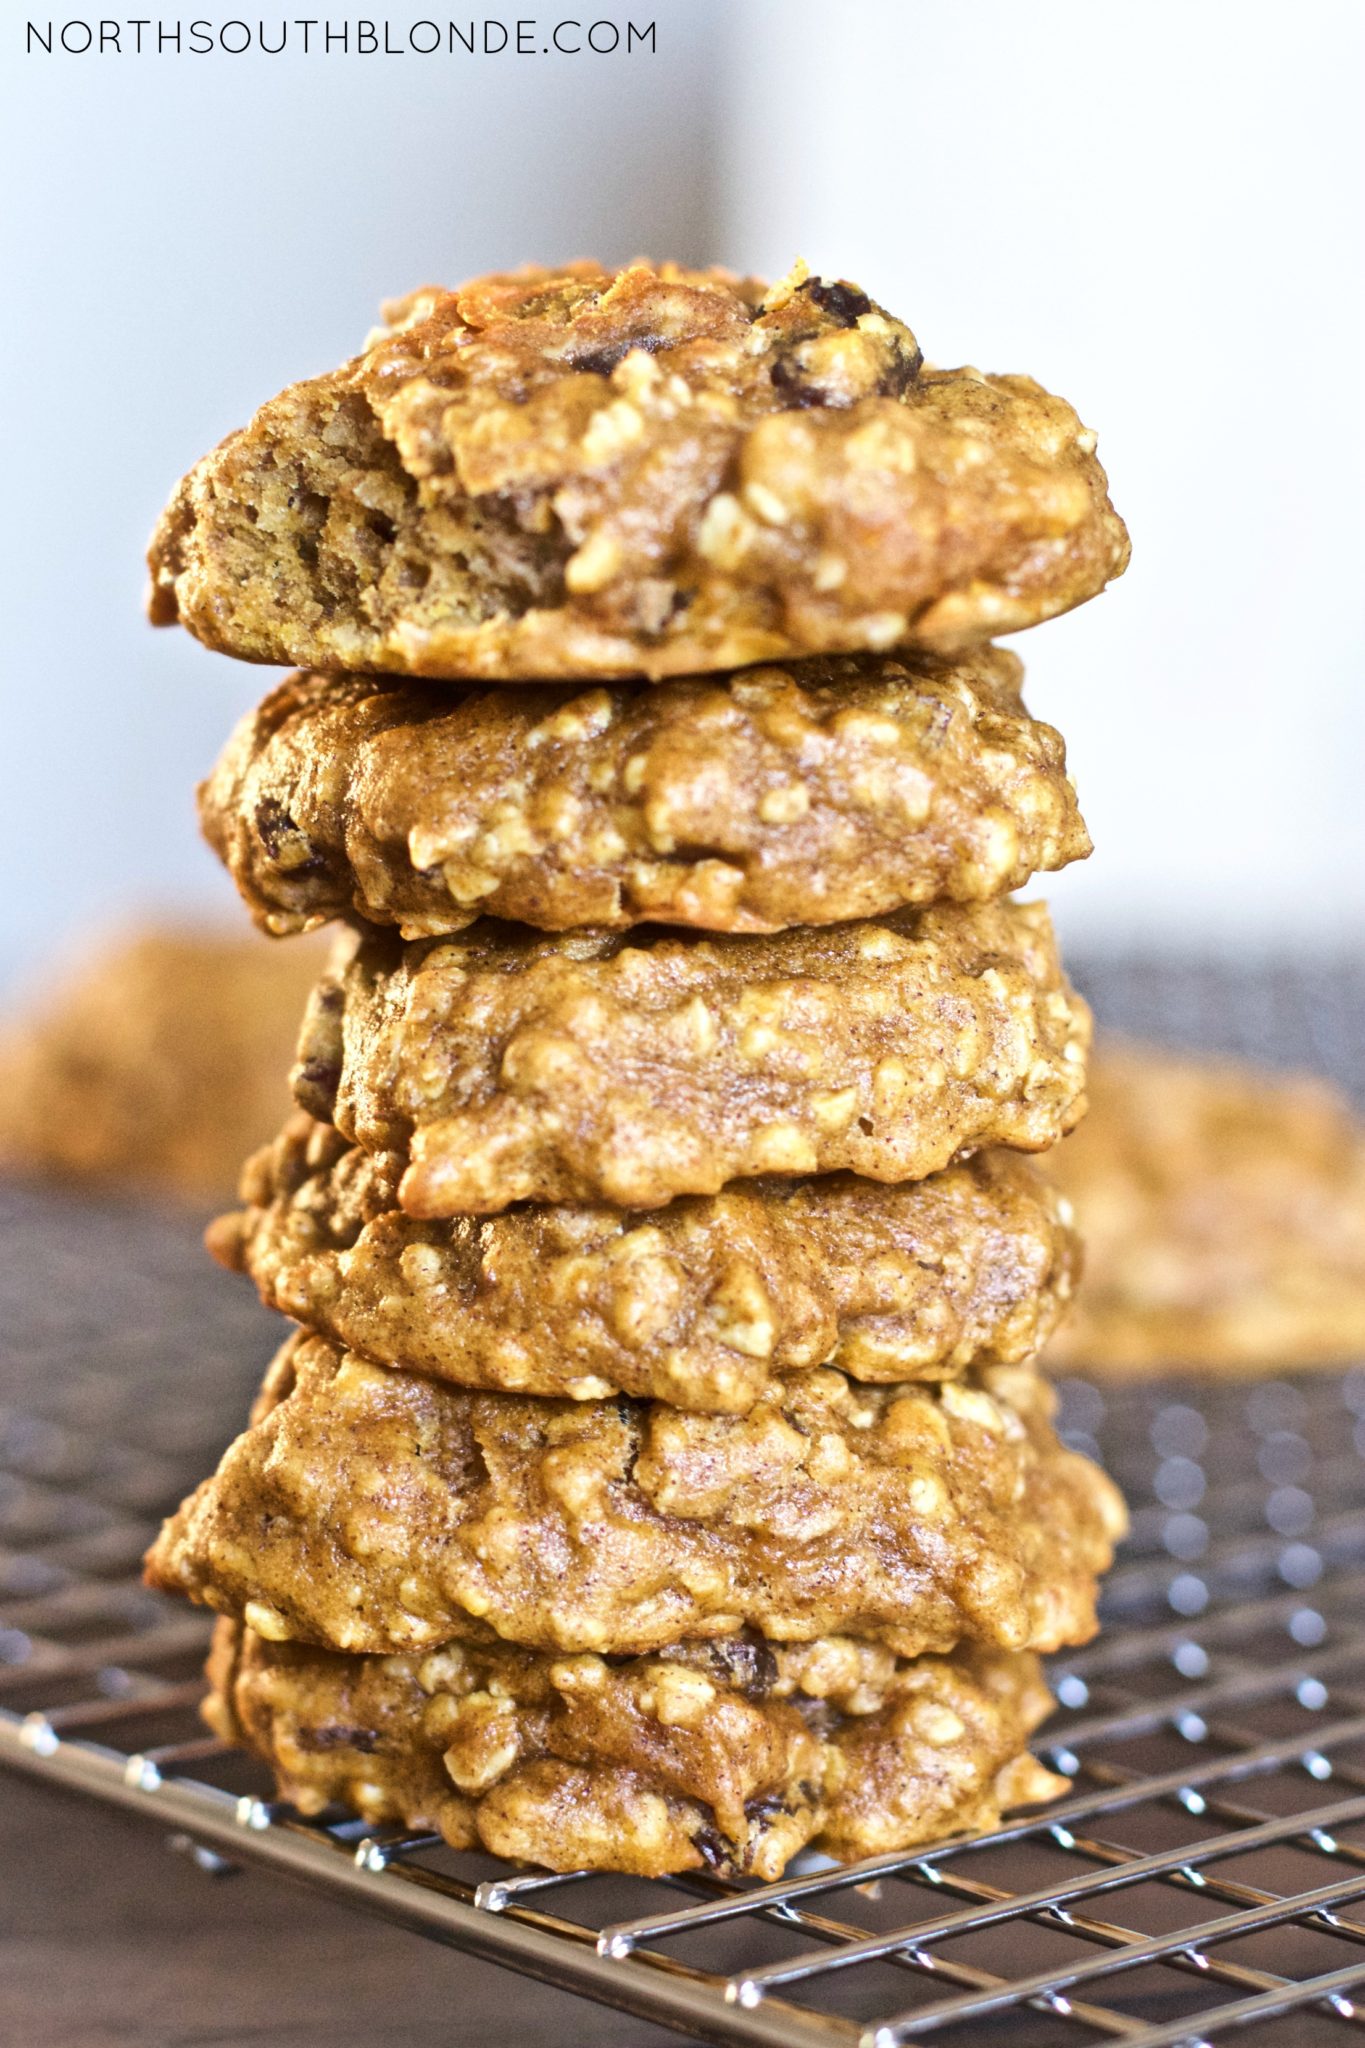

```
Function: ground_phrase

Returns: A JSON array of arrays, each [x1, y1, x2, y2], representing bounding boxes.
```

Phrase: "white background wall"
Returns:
[[2, 0, 1362, 978], [716, 0, 1365, 950], [0, 2, 720, 982]]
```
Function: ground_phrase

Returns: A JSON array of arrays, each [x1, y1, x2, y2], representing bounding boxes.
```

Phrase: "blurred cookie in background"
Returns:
[[1045, 1042, 1365, 1375], [0, 925, 328, 1207]]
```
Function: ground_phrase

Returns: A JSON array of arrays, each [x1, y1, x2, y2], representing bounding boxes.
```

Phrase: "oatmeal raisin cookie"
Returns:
[[0, 926, 325, 1204], [213, 1114, 1079, 1411], [1047, 1043, 1365, 1374], [146, 1330, 1126, 1659], [293, 900, 1090, 1215], [200, 648, 1088, 938], [148, 261, 1129, 680], [208, 1618, 1065, 1878]]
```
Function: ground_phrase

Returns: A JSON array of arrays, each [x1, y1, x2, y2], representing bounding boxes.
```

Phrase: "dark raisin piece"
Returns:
[[807, 278, 873, 326], [254, 798, 294, 860], [569, 344, 627, 377], [254, 798, 330, 878], [294, 1057, 341, 1098], [705, 1632, 780, 1701], [743, 1790, 794, 1828], [569, 333, 667, 378], [692, 1822, 736, 1875], [769, 352, 829, 410], [879, 345, 924, 396], [295, 1724, 381, 1754]]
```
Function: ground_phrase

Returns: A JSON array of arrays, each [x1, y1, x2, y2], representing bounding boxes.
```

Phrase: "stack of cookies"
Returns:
[[145, 261, 1130, 1879]]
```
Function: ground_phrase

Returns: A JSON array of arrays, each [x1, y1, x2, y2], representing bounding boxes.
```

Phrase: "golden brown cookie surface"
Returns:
[[214, 1115, 1080, 1411], [1046, 1043, 1365, 1374], [208, 1618, 1064, 1879], [146, 1330, 1125, 1659], [149, 261, 1129, 681], [200, 649, 1089, 939], [293, 899, 1090, 1216], [0, 926, 327, 1205]]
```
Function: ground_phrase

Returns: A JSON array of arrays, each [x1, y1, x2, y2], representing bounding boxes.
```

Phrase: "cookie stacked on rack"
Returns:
[[145, 261, 1129, 1879]]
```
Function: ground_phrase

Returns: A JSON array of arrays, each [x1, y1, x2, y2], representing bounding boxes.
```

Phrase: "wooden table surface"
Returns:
[[1, 1770, 676, 2047]]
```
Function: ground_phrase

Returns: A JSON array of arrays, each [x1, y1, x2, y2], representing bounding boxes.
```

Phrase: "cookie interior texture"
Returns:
[[207, 1618, 1066, 1878], [146, 1330, 1126, 1661], [199, 647, 1090, 938], [293, 898, 1091, 1215], [148, 261, 1129, 681], [1046, 1042, 1365, 1373], [212, 1115, 1081, 1411]]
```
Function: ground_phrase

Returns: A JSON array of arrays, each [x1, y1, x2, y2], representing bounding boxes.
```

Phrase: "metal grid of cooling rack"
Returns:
[[3, 954, 1365, 2047]]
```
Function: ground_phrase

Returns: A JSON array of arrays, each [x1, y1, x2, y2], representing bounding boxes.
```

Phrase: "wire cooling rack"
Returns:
[[3, 953, 1365, 2047]]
